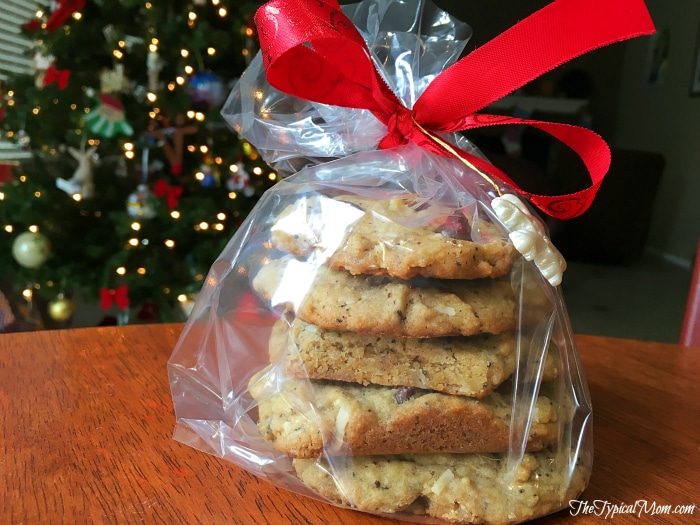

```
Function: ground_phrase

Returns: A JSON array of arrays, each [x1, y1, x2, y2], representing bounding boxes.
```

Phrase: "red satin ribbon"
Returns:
[[43, 65, 70, 90], [255, 0, 655, 219], [100, 285, 129, 311], [154, 179, 183, 209]]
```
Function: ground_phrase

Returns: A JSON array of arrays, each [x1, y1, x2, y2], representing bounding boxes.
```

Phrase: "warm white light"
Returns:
[[229, 164, 238, 173], [218, 7, 227, 17], [198, 222, 209, 230], [228, 192, 237, 200], [129, 238, 139, 246], [125, 151, 135, 160], [207, 47, 216, 56], [195, 171, 205, 181], [176, 76, 186, 85], [72, 194, 82, 202], [131, 222, 141, 231], [170, 211, 181, 219], [177, 294, 188, 302], [164, 239, 175, 248], [146, 92, 157, 102], [116, 267, 126, 275], [124, 142, 134, 151], [269, 172, 277, 181], [188, 11, 197, 21], [216, 213, 226, 221], [253, 167, 263, 175], [137, 267, 147, 275], [214, 223, 224, 231], [113, 50, 124, 59], [184, 65, 194, 74], [23, 288, 32, 300], [180, 48, 189, 58], [195, 112, 205, 121], [29, 225, 39, 233], [0, 192, 4, 200], [200, 145, 208, 154]]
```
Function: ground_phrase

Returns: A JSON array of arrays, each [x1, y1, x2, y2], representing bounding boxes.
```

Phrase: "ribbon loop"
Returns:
[[254, 0, 655, 219]]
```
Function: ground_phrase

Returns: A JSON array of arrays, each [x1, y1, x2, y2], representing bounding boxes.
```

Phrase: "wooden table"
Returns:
[[1, 324, 698, 524]]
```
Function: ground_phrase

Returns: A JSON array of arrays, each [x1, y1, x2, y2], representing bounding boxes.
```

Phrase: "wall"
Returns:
[[613, 0, 700, 267]]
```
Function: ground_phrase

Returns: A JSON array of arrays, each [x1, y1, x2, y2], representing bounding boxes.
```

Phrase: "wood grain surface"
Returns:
[[1, 324, 698, 524]]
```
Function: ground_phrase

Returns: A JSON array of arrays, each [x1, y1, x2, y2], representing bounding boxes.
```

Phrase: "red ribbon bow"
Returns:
[[255, 0, 655, 219], [154, 179, 183, 209], [43, 65, 70, 90], [100, 286, 130, 311]]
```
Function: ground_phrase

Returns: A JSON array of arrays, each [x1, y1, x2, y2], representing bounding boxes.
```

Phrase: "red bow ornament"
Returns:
[[99, 285, 130, 311], [154, 179, 183, 209], [254, 0, 655, 219], [43, 65, 71, 90]]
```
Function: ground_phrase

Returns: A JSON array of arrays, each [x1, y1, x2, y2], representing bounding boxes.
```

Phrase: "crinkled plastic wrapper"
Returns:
[[168, 1, 593, 523]]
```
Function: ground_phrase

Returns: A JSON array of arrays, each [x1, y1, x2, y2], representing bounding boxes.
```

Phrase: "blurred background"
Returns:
[[0, 0, 695, 343]]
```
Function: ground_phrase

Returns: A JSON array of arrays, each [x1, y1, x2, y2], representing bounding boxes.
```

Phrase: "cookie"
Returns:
[[252, 258, 539, 337], [293, 448, 588, 524], [248, 374, 562, 458], [277, 319, 560, 398], [270, 194, 518, 280]]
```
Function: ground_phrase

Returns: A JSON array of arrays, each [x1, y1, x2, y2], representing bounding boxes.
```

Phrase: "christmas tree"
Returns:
[[0, 0, 277, 327]]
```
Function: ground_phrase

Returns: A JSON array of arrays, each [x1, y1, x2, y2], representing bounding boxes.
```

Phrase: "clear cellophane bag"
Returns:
[[168, 1, 595, 523]]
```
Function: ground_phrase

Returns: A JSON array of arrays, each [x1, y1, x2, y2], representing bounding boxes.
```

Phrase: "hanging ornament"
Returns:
[[198, 140, 220, 188], [99, 285, 130, 325], [11, 231, 51, 269], [32, 52, 54, 89], [147, 115, 198, 176], [147, 50, 162, 92], [226, 162, 255, 197], [126, 184, 157, 219], [56, 144, 98, 199], [188, 71, 225, 111], [99, 64, 130, 95], [154, 179, 183, 209], [84, 91, 133, 138], [15, 129, 31, 151], [47, 293, 76, 323], [100, 285, 130, 310], [43, 64, 70, 90]]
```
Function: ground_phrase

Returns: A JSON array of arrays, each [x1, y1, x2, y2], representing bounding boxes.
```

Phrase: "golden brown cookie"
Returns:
[[248, 373, 562, 458], [252, 258, 528, 337], [276, 319, 560, 398], [293, 449, 588, 524], [270, 194, 518, 280]]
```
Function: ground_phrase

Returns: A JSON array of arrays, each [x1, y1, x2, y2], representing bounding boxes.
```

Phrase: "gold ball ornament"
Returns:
[[11, 231, 51, 269], [48, 294, 76, 323]]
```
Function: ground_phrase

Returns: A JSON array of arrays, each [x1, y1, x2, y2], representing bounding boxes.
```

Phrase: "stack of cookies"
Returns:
[[248, 194, 586, 524]]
